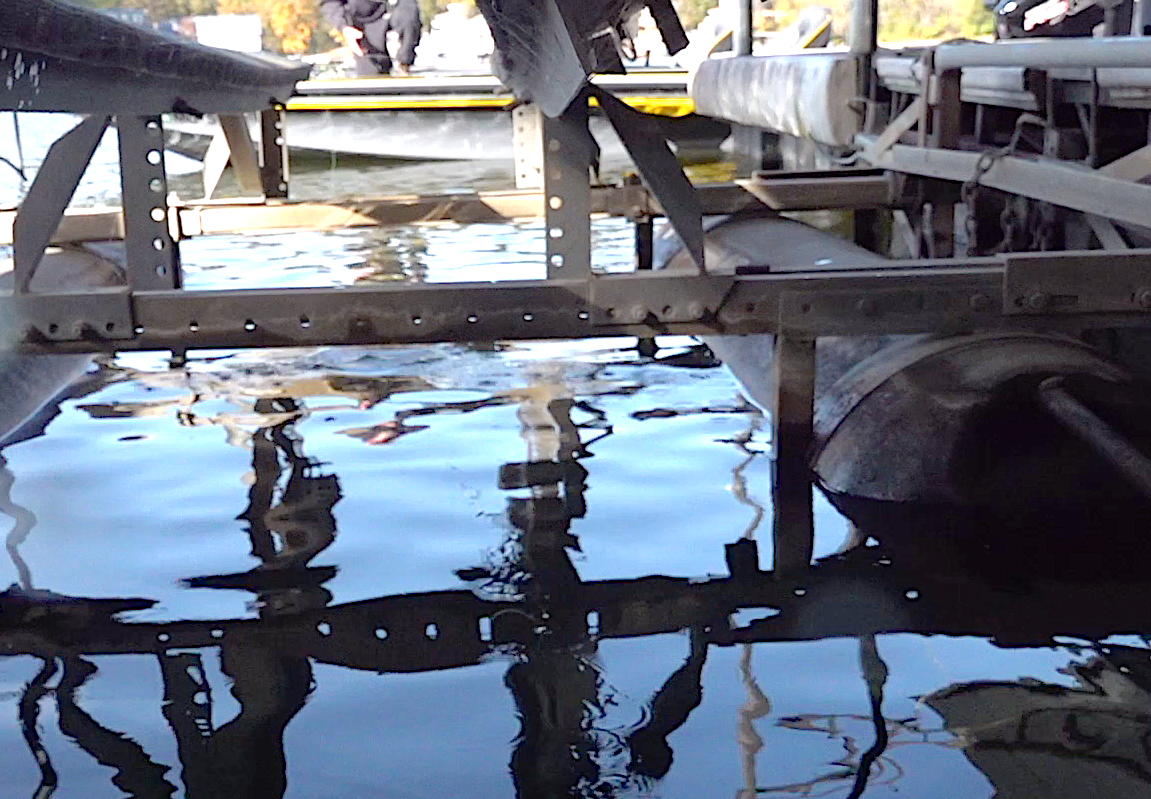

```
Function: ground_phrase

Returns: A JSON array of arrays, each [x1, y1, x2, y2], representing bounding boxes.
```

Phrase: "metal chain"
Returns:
[[961, 113, 1048, 256]]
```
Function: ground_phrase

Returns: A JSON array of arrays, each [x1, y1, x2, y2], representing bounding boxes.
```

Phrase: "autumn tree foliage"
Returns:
[[79, 0, 991, 53], [217, 0, 321, 53], [673, 0, 993, 40]]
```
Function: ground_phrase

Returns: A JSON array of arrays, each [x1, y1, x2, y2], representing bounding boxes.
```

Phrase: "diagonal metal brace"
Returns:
[[13, 115, 110, 295]]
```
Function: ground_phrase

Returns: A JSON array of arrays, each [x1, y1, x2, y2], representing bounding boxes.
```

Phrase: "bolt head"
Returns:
[[1025, 292, 1050, 311], [1137, 288, 1151, 310]]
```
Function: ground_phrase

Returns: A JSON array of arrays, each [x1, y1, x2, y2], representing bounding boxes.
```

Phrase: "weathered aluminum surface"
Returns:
[[591, 86, 704, 271], [13, 116, 109, 294], [258, 108, 289, 199], [540, 104, 593, 279], [0, 185, 782, 246], [1004, 250, 1151, 315], [0, 1, 308, 114], [935, 37, 1151, 71], [116, 116, 180, 290], [0, 264, 1003, 353], [738, 168, 893, 210], [860, 138, 1151, 231]]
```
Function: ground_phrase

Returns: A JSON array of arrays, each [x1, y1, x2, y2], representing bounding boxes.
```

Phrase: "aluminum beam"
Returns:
[[935, 37, 1151, 70], [6, 254, 1144, 353], [860, 138, 1151, 231], [0, 179, 894, 248]]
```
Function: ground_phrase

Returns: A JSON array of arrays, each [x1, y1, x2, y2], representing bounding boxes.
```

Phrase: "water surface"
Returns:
[[0, 113, 1148, 799]]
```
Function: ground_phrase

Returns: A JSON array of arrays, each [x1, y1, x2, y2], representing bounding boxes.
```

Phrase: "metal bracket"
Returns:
[[539, 102, 593, 279], [1004, 249, 1151, 314], [259, 107, 289, 199], [589, 273, 734, 327], [10, 289, 135, 343], [116, 115, 181, 290], [778, 283, 995, 336], [13, 115, 110, 294]]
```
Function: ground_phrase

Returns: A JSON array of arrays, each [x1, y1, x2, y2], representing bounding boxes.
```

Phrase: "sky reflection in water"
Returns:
[[0, 115, 1149, 799]]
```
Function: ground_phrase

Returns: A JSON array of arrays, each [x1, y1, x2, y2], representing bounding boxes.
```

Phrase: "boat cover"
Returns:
[[690, 52, 861, 148], [0, 0, 309, 114]]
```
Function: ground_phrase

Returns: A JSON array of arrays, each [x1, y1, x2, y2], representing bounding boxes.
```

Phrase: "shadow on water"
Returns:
[[3, 346, 1151, 797]]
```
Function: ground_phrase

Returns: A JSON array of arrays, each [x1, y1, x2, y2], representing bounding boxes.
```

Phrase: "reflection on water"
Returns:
[[3, 114, 1151, 799], [0, 341, 1149, 798]]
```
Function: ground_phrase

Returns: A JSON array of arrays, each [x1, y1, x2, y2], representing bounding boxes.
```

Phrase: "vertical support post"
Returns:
[[513, 104, 544, 190], [116, 115, 181, 290], [540, 101, 592, 280], [849, 0, 880, 103], [635, 215, 657, 356], [259, 107, 289, 199], [926, 67, 961, 258], [848, 0, 879, 55], [1133, 0, 1151, 34], [635, 217, 654, 271], [734, 0, 754, 56], [770, 335, 815, 573]]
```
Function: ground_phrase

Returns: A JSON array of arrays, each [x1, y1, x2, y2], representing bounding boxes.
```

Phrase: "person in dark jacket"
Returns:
[[319, 0, 422, 76]]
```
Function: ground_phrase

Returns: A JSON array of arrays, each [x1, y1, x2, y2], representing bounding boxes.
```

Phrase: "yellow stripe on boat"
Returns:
[[286, 95, 696, 117]]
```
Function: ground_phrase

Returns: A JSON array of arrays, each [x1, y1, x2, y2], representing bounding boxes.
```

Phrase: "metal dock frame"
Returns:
[[10, 1, 1151, 569]]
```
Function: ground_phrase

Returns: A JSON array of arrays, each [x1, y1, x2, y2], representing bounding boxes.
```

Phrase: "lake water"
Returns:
[[0, 113, 1147, 799]]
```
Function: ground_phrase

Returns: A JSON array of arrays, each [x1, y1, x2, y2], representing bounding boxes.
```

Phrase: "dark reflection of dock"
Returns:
[[6, 385, 1151, 797]]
